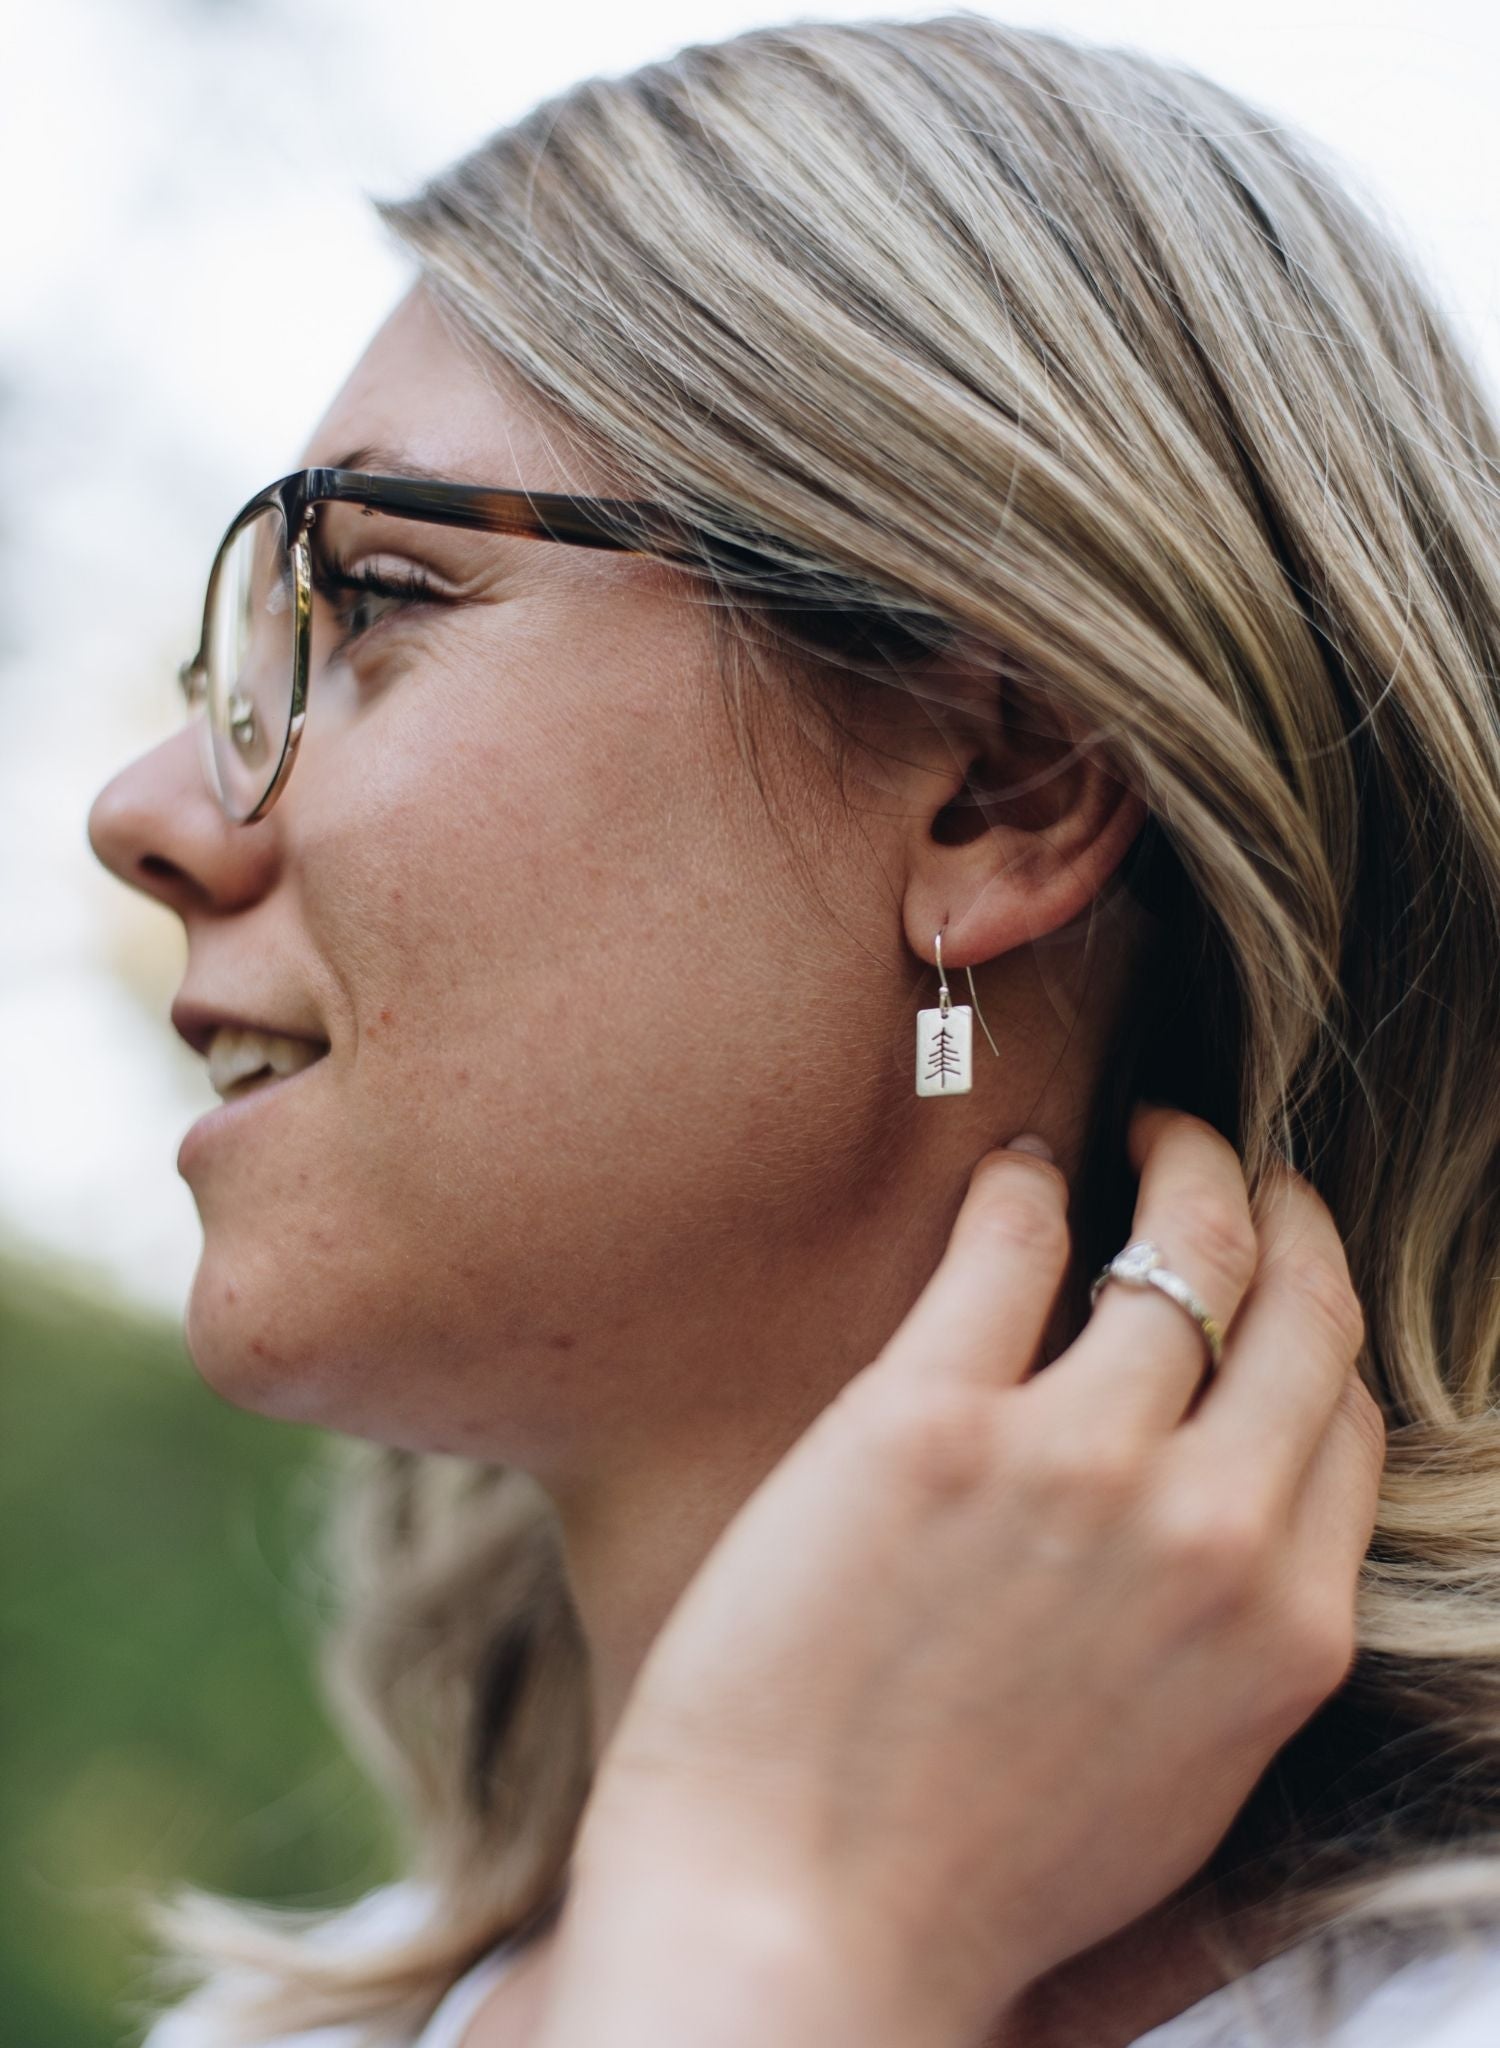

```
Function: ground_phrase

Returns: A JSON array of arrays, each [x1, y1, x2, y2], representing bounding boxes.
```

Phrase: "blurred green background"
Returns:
[[3, 1255, 399, 2048]]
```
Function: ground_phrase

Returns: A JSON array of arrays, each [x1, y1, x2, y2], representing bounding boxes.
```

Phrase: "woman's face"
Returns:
[[88, 282, 1136, 1484]]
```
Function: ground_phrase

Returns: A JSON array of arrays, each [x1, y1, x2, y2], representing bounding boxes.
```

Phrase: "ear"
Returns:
[[891, 655, 1148, 974]]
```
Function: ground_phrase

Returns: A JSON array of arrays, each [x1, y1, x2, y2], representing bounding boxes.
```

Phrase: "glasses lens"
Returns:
[[204, 505, 296, 820]]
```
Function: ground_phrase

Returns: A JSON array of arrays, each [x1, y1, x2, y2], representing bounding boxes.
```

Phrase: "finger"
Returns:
[[1184, 1163, 1368, 1507], [1274, 1366, 1386, 1686], [1287, 1364, 1387, 1567], [872, 1141, 1071, 1393], [1049, 1106, 1257, 1434]]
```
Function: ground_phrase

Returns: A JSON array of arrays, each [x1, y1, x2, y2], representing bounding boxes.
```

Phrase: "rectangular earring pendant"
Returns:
[[916, 1003, 973, 1095]]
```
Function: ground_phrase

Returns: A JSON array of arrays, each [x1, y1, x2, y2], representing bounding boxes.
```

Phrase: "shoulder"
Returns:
[[139, 1878, 435, 2048], [1134, 1918, 1500, 2048]]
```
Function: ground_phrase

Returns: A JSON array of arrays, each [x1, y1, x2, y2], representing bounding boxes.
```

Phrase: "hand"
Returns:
[[536, 1106, 1386, 2048]]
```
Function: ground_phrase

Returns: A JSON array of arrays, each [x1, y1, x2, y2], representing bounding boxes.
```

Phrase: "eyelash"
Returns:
[[313, 557, 444, 653]]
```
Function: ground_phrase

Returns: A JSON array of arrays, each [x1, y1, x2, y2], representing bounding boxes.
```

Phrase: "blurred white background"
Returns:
[[3, 0, 1497, 1315]]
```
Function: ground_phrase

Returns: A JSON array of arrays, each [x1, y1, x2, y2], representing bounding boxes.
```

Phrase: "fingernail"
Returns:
[[1005, 1132, 1054, 1161]]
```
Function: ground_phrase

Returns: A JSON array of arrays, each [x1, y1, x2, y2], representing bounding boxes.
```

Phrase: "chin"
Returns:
[[182, 1247, 333, 1424]]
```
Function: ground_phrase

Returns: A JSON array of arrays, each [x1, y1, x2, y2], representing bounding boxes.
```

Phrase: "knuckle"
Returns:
[[862, 1382, 994, 1500], [1270, 1597, 1358, 1718], [1176, 1183, 1259, 1292], [1025, 1437, 1143, 1522], [1279, 1251, 1366, 1356], [969, 1163, 1069, 1263], [1151, 1492, 1270, 1607]]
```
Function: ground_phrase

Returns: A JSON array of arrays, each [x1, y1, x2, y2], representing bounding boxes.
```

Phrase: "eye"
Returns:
[[313, 553, 445, 655]]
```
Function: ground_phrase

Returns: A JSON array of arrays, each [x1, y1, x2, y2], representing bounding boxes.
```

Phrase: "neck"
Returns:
[[544, 1436, 1275, 2048], [551, 1422, 809, 1767]]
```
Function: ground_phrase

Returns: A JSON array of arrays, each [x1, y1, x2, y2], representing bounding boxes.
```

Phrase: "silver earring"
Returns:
[[915, 928, 1000, 1096]]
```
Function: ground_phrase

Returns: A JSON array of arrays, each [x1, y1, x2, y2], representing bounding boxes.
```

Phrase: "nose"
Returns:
[[87, 719, 279, 917]]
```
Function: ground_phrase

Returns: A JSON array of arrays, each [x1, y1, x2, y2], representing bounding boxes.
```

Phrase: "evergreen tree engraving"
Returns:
[[924, 1022, 964, 1089]]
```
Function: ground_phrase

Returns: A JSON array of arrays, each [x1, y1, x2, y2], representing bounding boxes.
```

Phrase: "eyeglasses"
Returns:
[[176, 465, 726, 823]]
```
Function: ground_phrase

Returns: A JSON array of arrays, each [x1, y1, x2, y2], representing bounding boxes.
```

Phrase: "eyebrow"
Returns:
[[320, 443, 464, 484]]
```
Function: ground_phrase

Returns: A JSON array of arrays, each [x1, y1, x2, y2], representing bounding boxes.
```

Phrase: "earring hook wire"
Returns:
[[935, 927, 1000, 1059]]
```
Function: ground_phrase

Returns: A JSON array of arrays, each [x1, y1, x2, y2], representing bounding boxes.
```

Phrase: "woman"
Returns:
[[87, 14, 1500, 2048]]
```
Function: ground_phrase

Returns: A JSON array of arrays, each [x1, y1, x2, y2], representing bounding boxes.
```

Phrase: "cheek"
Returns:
[[317, 631, 865, 1217], [305, 626, 696, 1091]]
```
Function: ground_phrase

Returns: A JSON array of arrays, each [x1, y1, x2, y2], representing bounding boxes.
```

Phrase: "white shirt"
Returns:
[[139, 1878, 1500, 2047]]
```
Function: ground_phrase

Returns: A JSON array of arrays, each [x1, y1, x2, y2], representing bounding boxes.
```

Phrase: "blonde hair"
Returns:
[[127, 14, 1500, 2043]]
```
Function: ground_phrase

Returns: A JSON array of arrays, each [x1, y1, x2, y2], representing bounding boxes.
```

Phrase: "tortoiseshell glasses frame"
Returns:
[[176, 466, 719, 824]]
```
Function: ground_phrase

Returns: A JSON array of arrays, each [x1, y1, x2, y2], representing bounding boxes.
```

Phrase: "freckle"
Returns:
[[456, 1067, 470, 1086], [365, 1023, 378, 1040], [379, 1008, 394, 1026], [549, 1331, 577, 1351], [298, 1170, 309, 1188]]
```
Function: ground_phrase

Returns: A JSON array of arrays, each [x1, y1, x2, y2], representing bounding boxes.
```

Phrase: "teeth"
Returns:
[[207, 1027, 326, 1099]]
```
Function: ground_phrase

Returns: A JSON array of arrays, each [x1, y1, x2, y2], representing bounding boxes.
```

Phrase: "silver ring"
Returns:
[[1089, 1239, 1225, 1372]]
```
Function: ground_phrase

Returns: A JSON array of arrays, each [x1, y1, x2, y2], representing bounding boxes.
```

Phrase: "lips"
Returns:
[[177, 1035, 327, 1174], [171, 994, 330, 1062]]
